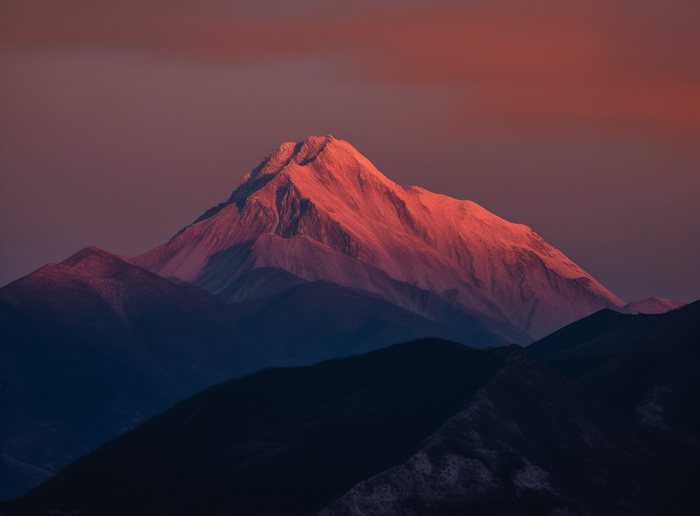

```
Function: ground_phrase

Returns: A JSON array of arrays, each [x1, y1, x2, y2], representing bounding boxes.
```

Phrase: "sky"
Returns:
[[1, 0, 699, 302]]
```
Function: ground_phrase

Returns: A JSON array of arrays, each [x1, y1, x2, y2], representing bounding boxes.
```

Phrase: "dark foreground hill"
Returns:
[[528, 300, 700, 512], [3, 337, 688, 516]]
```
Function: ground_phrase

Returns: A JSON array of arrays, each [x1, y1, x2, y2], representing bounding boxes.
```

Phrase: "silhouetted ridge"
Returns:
[[526, 308, 629, 358]]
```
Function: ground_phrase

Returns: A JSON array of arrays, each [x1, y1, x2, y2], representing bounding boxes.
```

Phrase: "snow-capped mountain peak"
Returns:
[[135, 135, 624, 339]]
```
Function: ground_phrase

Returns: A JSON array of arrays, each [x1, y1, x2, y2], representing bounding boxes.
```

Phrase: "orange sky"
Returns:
[[1, 0, 699, 301]]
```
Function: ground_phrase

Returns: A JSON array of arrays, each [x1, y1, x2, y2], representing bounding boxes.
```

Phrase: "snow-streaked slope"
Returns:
[[135, 135, 623, 339]]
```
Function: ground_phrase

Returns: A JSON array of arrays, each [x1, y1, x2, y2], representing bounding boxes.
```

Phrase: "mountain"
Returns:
[[0, 339, 654, 516], [528, 300, 700, 435], [134, 135, 623, 340], [0, 247, 500, 500], [319, 348, 641, 516], [0, 247, 245, 500], [528, 300, 700, 511], [0, 134, 645, 503], [528, 300, 700, 391], [326, 302, 700, 515], [623, 297, 686, 314]]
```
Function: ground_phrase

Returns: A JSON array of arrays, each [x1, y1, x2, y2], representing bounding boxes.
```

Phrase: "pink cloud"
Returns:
[[2, 0, 699, 136]]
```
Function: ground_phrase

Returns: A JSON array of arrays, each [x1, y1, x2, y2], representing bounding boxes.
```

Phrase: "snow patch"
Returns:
[[513, 459, 551, 491]]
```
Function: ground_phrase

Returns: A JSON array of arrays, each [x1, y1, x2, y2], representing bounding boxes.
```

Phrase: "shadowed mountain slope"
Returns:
[[0, 249, 498, 500], [0, 247, 246, 500]]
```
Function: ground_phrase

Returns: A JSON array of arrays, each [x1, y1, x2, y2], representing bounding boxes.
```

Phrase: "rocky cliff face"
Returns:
[[136, 135, 623, 339]]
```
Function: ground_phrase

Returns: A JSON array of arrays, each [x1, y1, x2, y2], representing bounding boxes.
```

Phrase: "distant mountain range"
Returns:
[[0, 135, 690, 505], [622, 296, 686, 314], [3, 301, 698, 515]]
